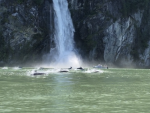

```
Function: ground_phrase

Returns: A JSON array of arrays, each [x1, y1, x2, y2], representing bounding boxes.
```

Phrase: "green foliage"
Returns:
[[85, 35, 96, 50], [33, 0, 44, 6], [121, 0, 149, 17], [18, 33, 44, 62], [122, 0, 150, 62], [16, 0, 25, 4], [78, 34, 96, 54], [131, 26, 150, 60], [0, 33, 9, 61], [130, 49, 139, 60], [1, 12, 9, 25], [1, 18, 8, 25], [32, 33, 43, 41], [84, 0, 89, 15], [105, 11, 117, 22]]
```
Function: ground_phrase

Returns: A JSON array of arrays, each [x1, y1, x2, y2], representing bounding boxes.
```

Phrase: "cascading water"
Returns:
[[49, 0, 81, 68]]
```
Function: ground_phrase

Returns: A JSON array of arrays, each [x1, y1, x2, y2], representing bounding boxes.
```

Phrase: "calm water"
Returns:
[[0, 68, 150, 113]]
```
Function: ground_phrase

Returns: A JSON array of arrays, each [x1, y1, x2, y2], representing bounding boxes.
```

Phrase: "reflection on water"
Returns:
[[0, 68, 150, 113]]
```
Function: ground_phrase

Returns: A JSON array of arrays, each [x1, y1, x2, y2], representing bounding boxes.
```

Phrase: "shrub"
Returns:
[[33, 0, 44, 6]]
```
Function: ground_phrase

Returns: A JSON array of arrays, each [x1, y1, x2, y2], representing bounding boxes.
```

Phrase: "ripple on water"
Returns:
[[1, 68, 150, 113]]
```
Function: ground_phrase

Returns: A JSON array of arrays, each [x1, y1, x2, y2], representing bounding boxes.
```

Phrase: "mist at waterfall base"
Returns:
[[47, 51, 82, 68], [43, 0, 82, 68]]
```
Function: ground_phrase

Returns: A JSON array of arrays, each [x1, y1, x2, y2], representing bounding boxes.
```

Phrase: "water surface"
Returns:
[[0, 68, 150, 113]]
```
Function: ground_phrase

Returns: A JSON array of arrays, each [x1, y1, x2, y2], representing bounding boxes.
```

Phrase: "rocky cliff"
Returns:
[[0, 0, 53, 66], [0, 0, 150, 67], [69, 0, 150, 67]]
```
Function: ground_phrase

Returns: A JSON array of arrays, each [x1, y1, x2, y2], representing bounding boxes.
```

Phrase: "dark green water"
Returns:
[[0, 68, 150, 113]]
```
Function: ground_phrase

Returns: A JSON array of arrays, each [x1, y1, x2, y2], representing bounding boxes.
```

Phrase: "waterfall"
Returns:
[[49, 0, 80, 68]]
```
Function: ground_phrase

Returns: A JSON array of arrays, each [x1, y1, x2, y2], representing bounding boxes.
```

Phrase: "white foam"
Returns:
[[2, 67, 8, 69]]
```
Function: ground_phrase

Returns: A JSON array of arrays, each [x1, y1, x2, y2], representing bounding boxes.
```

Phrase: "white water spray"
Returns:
[[50, 0, 81, 68]]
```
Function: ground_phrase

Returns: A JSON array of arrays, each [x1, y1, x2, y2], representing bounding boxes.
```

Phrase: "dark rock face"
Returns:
[[68, 0, 150, 67], [0, 0, 53, 66], [0, 0, 150, 67], [68, 0, 122, 62]]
